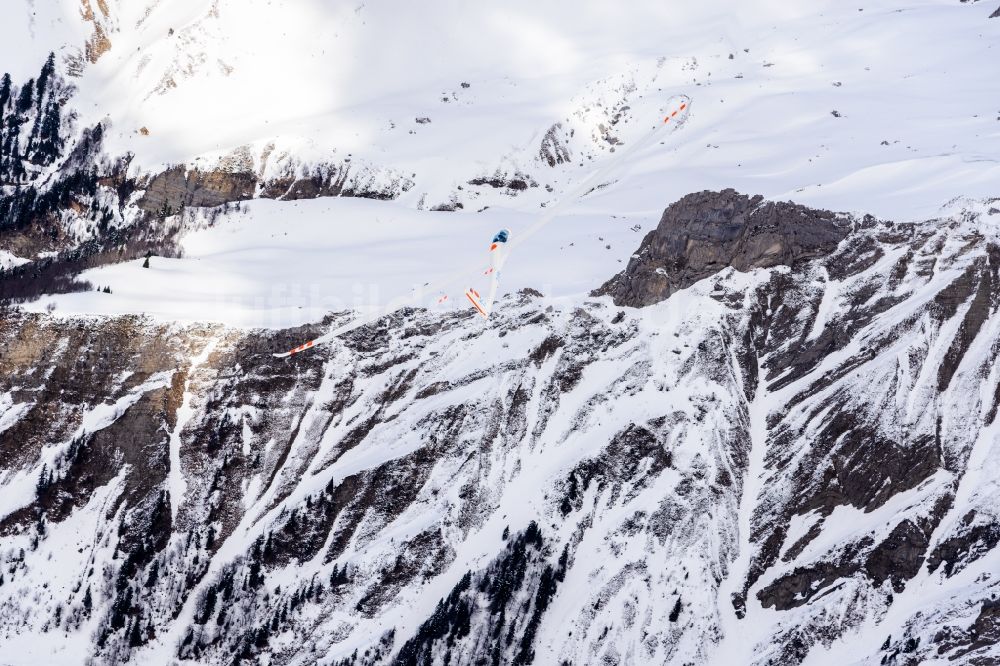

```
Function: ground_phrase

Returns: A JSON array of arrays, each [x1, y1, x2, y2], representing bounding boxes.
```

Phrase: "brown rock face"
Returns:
[[81, 0, 113, 64], [138, 166, 258, 213], [595, 189, 851, 307]]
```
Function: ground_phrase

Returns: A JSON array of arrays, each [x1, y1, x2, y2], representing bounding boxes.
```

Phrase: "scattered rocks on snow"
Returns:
[[539, 122, 572, 167], [467, 170, 536, 191]]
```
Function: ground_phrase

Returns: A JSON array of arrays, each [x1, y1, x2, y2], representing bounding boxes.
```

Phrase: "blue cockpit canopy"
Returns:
[[492, 229, 510, 244]]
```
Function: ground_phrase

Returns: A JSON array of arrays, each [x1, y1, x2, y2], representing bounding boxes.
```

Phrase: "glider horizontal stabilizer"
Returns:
[[465, 288, 490, 319]]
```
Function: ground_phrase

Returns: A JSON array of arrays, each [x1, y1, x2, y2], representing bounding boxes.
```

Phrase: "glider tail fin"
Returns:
[[465, 287, 490, 319]]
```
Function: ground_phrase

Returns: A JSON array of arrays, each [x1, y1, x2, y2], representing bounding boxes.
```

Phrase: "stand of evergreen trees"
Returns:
[[395, 522, 570, 666], [0, 53, 63, 184], [0, 53, 94, 236], [0, 55, 172, 304]]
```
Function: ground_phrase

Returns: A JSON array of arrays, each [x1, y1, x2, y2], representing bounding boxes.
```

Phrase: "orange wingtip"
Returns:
[[664, 102, 688, 123]]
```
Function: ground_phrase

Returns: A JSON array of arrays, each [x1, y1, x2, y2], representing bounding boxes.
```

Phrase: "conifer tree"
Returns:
[[15, 80, 34, 114], [0, 73, 11, 110], [128, 618, 143, 647], [669, 596, 682, 622], [37, 53, 56, 101], [37, 102, 62, 163], [36, 464, 50, 494]]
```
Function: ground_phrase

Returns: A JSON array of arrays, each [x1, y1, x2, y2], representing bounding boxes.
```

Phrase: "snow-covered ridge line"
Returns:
[[10, 1, 1000, 224], [7, 0, 1000, 322], [47, 0, 1000, 221]]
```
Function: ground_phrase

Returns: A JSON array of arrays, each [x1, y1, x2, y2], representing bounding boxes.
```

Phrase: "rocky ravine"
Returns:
[[2, 191, 1000, 665]]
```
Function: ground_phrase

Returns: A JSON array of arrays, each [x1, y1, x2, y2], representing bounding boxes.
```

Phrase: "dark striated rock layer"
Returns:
[[596, 189, 851, 306]]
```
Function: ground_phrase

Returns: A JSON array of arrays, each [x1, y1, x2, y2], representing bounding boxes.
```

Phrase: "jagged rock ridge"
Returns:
[[596, 188, 851, 306], [2, 193, 1000, 664]]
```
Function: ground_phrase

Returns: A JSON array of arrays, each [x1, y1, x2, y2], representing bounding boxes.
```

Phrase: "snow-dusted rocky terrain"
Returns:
[[2, 1, 1000, 664]]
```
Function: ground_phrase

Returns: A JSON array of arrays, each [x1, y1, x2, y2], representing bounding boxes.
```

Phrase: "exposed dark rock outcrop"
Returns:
[[137, 165, 258, 214], [927, 511, 1000, 577], [757, 538, 872, 611], [864, 519, 935, 593], [467, 170, 536, 192], [595, 189, 851, 306], [539, 122, 572, 167], [137, 159, 415, 220], [932, 599, 1000, 660], [4, 196, 1000, 665], [260, 161, 413, 201]]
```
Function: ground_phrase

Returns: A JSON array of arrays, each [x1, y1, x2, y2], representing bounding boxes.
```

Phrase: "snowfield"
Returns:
[[24, 191, 661, 328], [8, 0, 1000, 327]]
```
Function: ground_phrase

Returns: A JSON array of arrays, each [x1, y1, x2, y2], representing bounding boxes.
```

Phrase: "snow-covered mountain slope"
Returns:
[[2, 0, 997, 326], [18, 195, 658, 328], [3, 193, 1000, 665], [64, 0, 1000, 220], [3, 2, 1000, 665], [5, 0, 1000, 226]]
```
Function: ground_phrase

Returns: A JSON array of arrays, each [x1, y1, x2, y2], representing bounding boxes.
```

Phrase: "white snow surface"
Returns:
[[4, 3, 1000, 665], [5, 0, 1000, 327], [0, 250, 31, 270], [63, 0, 1000, 222]]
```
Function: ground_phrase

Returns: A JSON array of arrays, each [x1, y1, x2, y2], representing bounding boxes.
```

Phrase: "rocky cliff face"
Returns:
[[0, 56, 420, 306], [79, 0, 115, 65], [137, 158, 417, 215], [596, 189, 851, 306], [2, 192, 1000, 665], [137, 166, 258, 215]]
